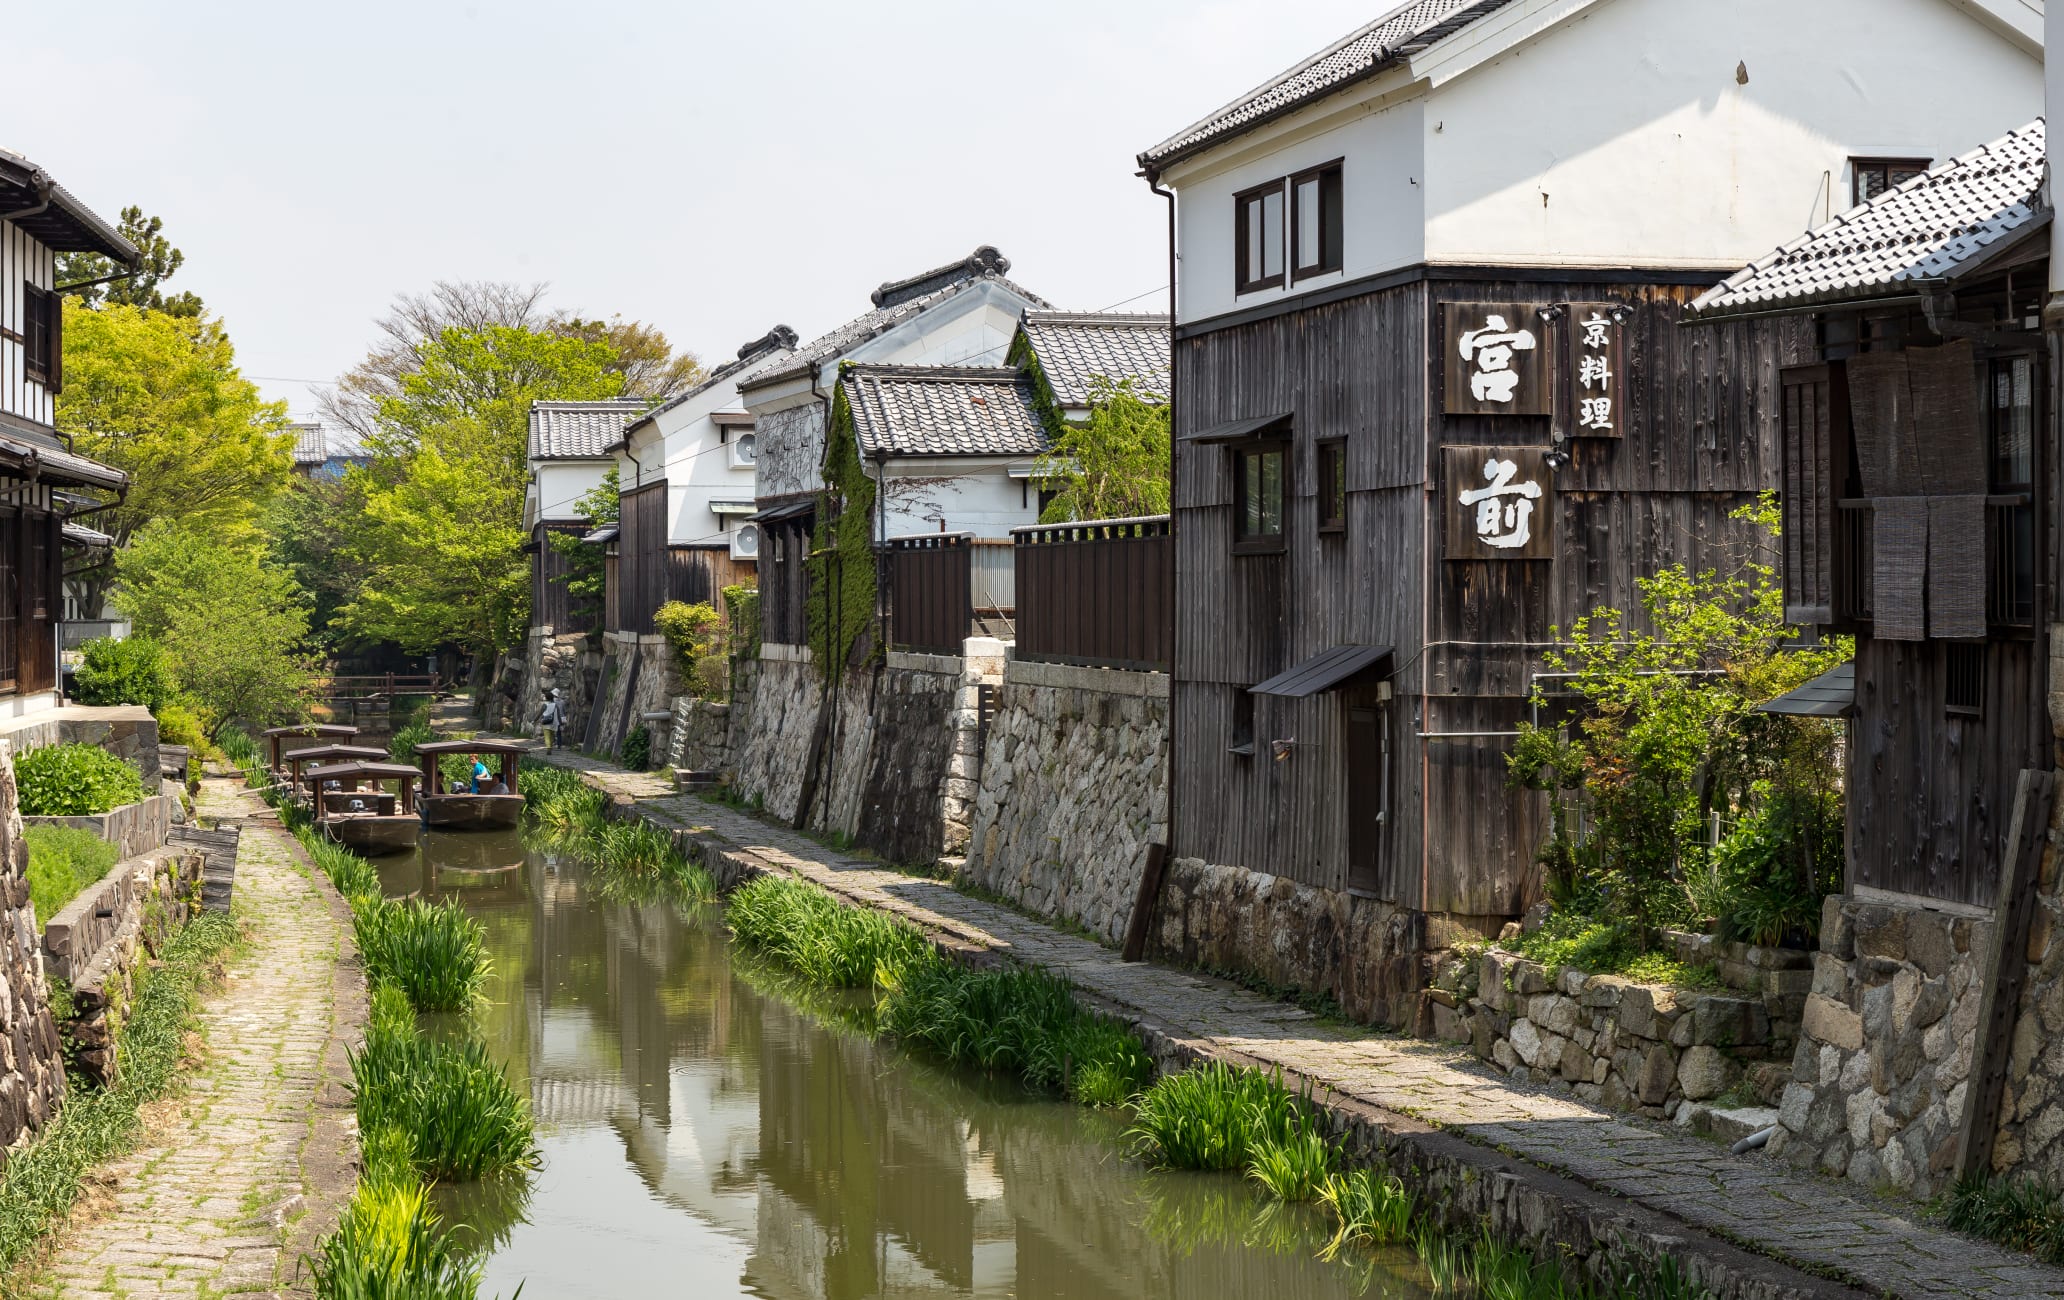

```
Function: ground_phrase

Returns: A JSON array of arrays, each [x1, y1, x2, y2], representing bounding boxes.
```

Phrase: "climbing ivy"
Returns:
[[807, 376, 877, 672]]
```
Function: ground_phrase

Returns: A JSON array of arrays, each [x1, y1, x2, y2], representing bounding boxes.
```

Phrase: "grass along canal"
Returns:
[[371, 815, 1427, 1298]]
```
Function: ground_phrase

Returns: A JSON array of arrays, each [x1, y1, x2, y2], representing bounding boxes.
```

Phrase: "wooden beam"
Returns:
[[1121, 842, 1169, 963], [1955, 766, 2056, 1182]]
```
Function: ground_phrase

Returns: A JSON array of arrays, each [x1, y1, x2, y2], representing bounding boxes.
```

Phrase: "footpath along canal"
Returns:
[[388, 824, 1419, 1297]]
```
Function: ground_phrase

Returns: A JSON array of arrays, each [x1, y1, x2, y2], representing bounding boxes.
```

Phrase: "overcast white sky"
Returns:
[[9, 1, 1374, 416]]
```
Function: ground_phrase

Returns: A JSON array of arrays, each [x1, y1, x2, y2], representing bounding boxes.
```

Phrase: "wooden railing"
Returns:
[[884, 534, 973, 656], [1833, 496, 2033, 629], [315, 673, 444, 702], [1012, 515, 1171, 672]]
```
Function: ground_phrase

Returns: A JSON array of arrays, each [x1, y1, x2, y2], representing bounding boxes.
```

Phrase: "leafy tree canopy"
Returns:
[[550, 315, 703, 399], [336, 447, 532, 658], [56, 205, 203, 317], [56, 301, 294, 549], [262, 472, 372, 648], [1036, 376, 1170, 523]]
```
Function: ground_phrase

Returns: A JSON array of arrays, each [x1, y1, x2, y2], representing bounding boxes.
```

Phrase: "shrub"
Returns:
[[620, 724, 652, 771], [14, 743, 148, 816], [387, 720, 433, 765], [152, 701, 217, 759], [72, 636, 174, 710], [1709, 790, 1844, 947], [23, 826, 120, 922], [722, 584, 760, 660], [355, 899, 489, 1013], [653, 599, 722, 682]]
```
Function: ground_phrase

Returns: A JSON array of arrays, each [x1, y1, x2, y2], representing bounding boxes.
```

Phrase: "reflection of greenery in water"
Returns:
[[437, 1171, 536, 1259], [727, 944, 880, 1039]]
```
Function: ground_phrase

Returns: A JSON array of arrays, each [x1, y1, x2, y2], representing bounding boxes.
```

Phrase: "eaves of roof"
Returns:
[[0, 147, 139, 263]]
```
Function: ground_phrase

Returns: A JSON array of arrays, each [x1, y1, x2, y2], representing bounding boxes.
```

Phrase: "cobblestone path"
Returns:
[[30, 779, 358, 1299], [539, 751, 2064, 1300]]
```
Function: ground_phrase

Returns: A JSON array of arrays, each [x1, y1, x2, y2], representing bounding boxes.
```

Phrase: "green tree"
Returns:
[[111, 521, 317, 736], [1508, 495, 1850, 936], [56, 206, 204, 316], [56, 302, 294, 558], [550, 315, 704, 399], [1035, 377, 1170, 522], [336, 448, 532, 659], [263, 472, 371, 646], [544, 467, 619, 628]]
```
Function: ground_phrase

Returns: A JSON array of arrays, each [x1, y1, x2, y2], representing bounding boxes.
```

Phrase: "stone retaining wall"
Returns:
[[961, 658, 1168, 945], [667, 697, 733, 773], [1451, 947, 1806, 1122], [0, 704, 161, 786], [42, 846, 204, 1085], [25, 792, 179, 861], [592, 635, 676, 759], [510, 627, 602, 743], [0, 743, 65, 1151]]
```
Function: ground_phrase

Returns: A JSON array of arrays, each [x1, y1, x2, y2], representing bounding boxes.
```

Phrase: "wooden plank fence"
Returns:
[[885, 534, 972, 656], [1013, 515, 1171, 672]]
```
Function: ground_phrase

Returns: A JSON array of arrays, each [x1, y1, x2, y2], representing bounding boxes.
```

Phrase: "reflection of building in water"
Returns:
[[423, 834, 1389, 1299]]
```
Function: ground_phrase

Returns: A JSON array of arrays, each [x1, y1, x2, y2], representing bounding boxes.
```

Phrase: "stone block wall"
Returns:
[[592, 635, 678, 760], [1451, 949, 1804, 1120], [42, 846, 204, 1085], [667, 698, 733, 772], [961, 657, 1169, 945], [0, 743, 66, 1150], [0, 704, 162, 786], [729, 653, 827, 825], [25, 792, 178, 861], [519, 628, 602, 743]]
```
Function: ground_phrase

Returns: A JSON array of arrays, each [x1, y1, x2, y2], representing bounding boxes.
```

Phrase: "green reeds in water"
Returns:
[[1315, 1168, 1414, 1259], [357, 899, 490, 1013], [1127, 1062, 1309, 1173], [351, 984, 538, 1184], [519, 760, 715, 904], [726, 874, 933, 988], [308, 1121, 485, 1300]]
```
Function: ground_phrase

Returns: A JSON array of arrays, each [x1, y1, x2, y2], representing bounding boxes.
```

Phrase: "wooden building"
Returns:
[[1687, 120, 2051, 910], [524, 400, 646, 638], [1137, 0, 2039, 1010], [0, 147, 135, 718]]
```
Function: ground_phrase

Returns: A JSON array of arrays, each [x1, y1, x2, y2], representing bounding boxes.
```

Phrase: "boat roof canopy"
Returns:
[[284, 744, 388, 763], [305, 760, 422, 781], [413, 739, 530, 756], [264, 723, 359, 737]]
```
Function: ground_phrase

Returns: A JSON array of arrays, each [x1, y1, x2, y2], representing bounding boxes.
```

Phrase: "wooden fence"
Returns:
[[1013, 515, 1171, 671], [885, 534, 973, 656]]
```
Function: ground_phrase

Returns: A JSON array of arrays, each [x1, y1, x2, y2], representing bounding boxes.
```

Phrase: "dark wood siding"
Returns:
[[1173, 276, 1792, 917], [614, 483, 668, 636], [1015, 518, 1172, 671], [1779, 364, 1843, 625], [531, 521, 596, 635], [761, 516, 813, 647]]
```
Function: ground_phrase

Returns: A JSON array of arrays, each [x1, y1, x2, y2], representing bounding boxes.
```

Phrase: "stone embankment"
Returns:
[[42, 845, 205, 1085], [539, 749, 2064, 1300]]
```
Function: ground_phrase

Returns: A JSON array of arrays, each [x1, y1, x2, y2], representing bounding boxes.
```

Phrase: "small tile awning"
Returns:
[[60, 521, 114, 548], [710, 500, 758, 515], [1754, 662, 1856, 717], [304, 760, 422, 781], [749, 500, 815, 524], [1180, 412, 1292, 443], [578, 523, 619, 545], [1250, 644, 1394, 698]]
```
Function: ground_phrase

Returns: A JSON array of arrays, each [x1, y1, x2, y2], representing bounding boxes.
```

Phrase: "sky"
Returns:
[[8, 1, 1376, 417]]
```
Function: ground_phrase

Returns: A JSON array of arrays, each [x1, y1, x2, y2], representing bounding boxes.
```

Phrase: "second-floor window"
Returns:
[[1851, 157, 1929, 207], [1235, 161, 1343, 294], [1317, 439, 1346, 533], [1234, 443, 1286, 552], [21, 283, 57, 389]]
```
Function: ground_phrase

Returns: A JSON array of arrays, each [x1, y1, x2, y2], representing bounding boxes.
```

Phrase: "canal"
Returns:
[[377, 828, 1432, 1298]]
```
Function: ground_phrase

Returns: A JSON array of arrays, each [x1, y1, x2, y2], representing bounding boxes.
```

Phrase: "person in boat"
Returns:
[[471, 758, 491, 793], [539, 690, 564, 753], [484, 776, 509, 796]]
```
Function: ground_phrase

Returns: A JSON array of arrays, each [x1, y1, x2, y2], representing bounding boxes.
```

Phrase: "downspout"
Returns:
[[1147, 165, 1179, 874]]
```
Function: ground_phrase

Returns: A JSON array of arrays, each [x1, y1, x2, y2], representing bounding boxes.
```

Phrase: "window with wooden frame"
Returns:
[[1850, 157, 1929, 207], [1234, 179, 1286, 294], [1233, 443, 1287, 552], [1291, 161, 1343, 281], [20, 283, 58, 389], [1946, 642, 1984, 717], [1317, 439, 1346, 533], [1230, 688, 1256, 757], [1987, 353, 2036, 627]]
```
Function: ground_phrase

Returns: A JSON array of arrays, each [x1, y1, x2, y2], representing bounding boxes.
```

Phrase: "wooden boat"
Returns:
[[307, 760, 424, 855], [263, 724, 361, 779], [414, 738, 529, 830], [281, 743, 388, 806]]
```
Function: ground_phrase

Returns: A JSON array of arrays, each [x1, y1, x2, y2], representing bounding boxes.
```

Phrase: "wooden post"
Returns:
[[503, 752, 517, 795], [1955, 767, 2056, 1182], [1122, 842, 1169, 963]]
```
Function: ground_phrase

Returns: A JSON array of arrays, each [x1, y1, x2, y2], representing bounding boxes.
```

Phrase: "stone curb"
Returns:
[[637, 798, 1872, 1300]]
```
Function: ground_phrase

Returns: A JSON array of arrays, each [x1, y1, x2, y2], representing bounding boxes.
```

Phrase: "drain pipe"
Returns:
[[1144, 162, 1178, 871], [1731, 1126, 1777, 1155]]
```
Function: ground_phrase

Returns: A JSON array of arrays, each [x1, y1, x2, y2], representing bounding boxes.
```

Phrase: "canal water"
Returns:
[[376, 829, 1433, 1299]]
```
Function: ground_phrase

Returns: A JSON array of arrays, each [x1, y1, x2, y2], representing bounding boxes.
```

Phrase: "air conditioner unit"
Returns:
[[727, 432, 758, 470], [730, 522, 761, 561]]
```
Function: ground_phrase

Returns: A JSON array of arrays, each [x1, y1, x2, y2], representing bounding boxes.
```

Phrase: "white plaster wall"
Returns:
[[1163, 0, 2041, 324], [1420, 0, 2042, 270], [533, 461, 613, 523], [846, 283, 1034, 371], [876, 463, 1039, 540], [1172, 98, 1427, 324]]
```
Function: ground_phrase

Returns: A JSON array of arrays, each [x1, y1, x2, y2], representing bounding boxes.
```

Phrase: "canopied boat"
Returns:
[[306, 760, 423, 855], [281, 743, 388, 806], [263, 724, 361, 777], [414, 738, 528, 830]]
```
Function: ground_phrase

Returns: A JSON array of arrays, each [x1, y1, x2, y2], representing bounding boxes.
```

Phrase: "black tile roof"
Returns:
[[840, 365, 1050, 459], [741, 247, 1050, 395], [1138, 0, 1516, 172], [527, 399, 648, 461], [0, 146, 139, 262], [1018, 311, 1170, 408], [624, 325, 799, 434]]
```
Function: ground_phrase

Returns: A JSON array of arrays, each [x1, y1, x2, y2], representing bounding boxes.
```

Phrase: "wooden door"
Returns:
[[1346, 696, 1390, 896]]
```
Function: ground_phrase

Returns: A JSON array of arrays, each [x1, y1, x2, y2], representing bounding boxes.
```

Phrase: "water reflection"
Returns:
[[381, 831, 1429, 1299]]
